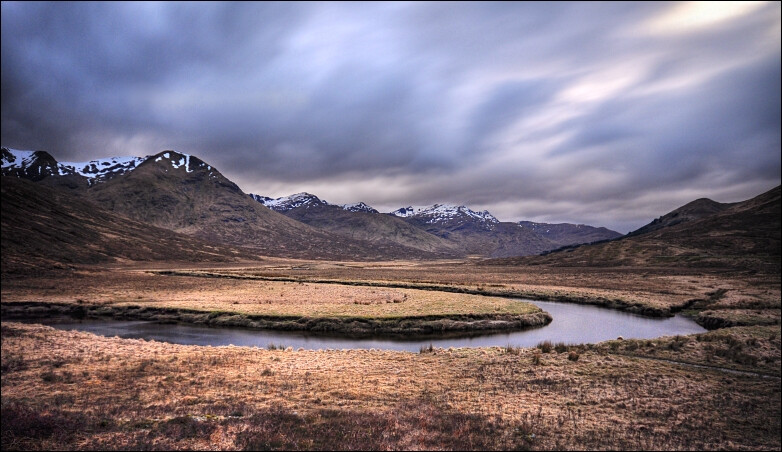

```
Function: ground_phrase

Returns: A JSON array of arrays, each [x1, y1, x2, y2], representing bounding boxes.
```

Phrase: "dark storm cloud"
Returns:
[[2, 2, 780, 232]]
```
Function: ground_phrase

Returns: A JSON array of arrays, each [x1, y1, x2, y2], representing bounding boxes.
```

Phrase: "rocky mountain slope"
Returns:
[[3, 148, 451, 260], [84, 151, 443, 260]]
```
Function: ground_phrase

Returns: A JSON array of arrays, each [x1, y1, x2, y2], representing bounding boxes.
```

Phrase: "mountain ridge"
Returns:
[[485, 185, 781, 272], [3, 145, 656, 260]]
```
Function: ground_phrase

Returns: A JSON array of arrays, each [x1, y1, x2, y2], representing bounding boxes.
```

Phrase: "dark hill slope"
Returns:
[[518, 221, 622, 247], [485, 186, 781, 272], [627, 198, 734, 236], [1, 176, 254, 275]]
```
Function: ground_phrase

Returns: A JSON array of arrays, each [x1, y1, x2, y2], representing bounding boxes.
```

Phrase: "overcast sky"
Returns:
[[2, 2, 779, 232]]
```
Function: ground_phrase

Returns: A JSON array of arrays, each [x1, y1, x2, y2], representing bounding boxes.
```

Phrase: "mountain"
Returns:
[[517, 221, 622, 247], [391, 204, 499, 224], [83, 151, 415, 259], [488, 186, 781, 272], [3, 148, 460, 260], [1, 148, 60, 181], [627, 198, 734, 236], [251, 192, 330, 212], [57, 155, 146, 186], [3, 146, 619, 260], [1, 176, 254, 275], [83, 151, 451, 260], [391, 204, 556, 257], [2, 147, 146, 188], [251, 193, 379, 214], [341, 202, 378, 214], [274, 203, 461, 256]]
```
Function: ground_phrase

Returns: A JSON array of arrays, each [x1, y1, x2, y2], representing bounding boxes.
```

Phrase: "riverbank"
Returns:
[[0, 301, 552, 337], [0, 270, 555, 337]]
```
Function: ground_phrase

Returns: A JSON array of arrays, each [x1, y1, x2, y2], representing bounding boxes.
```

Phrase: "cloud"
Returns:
[[2, 2, 779, 232]]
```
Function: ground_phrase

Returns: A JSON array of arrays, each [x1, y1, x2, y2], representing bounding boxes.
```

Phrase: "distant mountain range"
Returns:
[[12, 145, 772, 271], [247, 193, 620, 258]]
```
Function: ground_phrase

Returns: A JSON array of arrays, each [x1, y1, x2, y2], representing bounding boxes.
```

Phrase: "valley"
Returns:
[[1, 147, 779, 450]]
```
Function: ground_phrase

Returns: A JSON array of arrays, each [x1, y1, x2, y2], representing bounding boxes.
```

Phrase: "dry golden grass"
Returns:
[[148, 259, 779, 315], [1, 260, 780, 450], [2, 322, 779, 450], [595, 325, 781, 377], [0, 269, 540, 318]]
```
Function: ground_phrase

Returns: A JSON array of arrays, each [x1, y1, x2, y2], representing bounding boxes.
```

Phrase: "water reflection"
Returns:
[[42, 299, 706, 351]]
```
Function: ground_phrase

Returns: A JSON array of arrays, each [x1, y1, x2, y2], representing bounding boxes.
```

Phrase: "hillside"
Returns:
[[627, 198, 734, 236], [0, 176, 254, 275], [486, 186, 781, 272], [281, 204, 462, 256], [518, 221, 622, 247]]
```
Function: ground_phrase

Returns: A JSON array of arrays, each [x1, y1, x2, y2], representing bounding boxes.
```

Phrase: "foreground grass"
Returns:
[[2, 322, 779, 450]]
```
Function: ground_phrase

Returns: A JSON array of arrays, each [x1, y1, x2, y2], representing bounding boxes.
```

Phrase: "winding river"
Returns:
[[39, 299, 706, 351]]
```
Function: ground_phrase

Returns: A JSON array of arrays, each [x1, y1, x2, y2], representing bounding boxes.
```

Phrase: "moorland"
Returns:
[[1, 148, 779, 450]]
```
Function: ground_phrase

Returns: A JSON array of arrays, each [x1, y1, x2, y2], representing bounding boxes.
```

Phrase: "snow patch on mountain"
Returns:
[[151, 150, 212, 174], [250, 192, 328, 212], [341, 202, 378, 213], [58, 156, 146, 184], [1, 148, 37, 169], [391, 204, 499, 224]]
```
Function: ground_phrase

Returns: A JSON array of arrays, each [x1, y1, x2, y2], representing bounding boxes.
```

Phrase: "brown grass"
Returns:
[[1, 260, 780, 449], [1, 322, 780, 450], [1, 269, 540, 318]]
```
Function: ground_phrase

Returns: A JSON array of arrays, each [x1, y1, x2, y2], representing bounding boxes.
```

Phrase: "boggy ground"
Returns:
[[1, 322, 779, 450]]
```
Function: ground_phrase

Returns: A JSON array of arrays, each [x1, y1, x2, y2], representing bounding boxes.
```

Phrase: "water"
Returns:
[[39, 300, 706, 351]]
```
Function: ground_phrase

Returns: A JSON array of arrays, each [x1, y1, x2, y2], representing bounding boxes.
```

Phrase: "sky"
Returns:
[[1, 2, 780, 233]]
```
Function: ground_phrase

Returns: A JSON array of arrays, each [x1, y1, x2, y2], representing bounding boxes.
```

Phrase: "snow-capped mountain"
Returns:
[[340, 202, 378, 213], [390, 204, 499, 225], [1, 148, 60, 181], [250, 192, 329, 212], [390, 203, 557, 257], [250, 193, 379, 214], [3, 145, 619, 259], [57, 156, 146, 185], [2, 148, 38, 169], [249, 194, 275, 204], [1, 147, 213, 186]]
